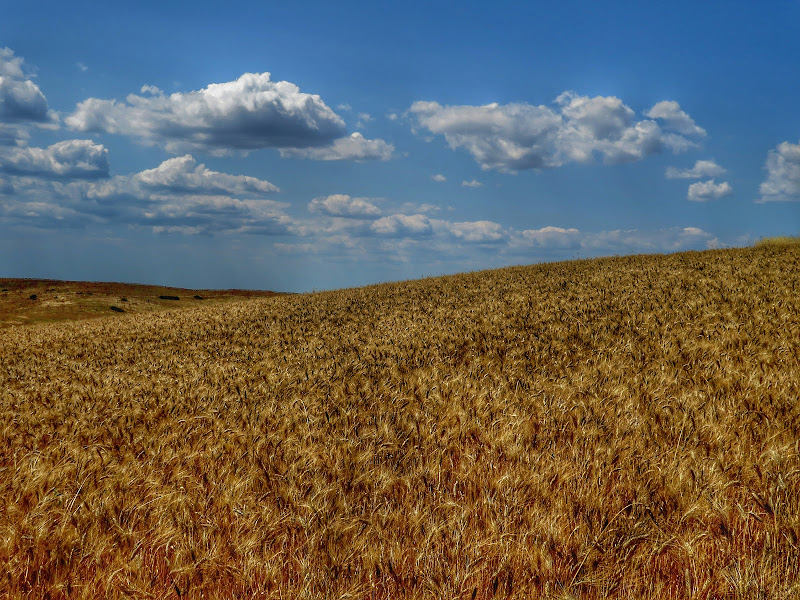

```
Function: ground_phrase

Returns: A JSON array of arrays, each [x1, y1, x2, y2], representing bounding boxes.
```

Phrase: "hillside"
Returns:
[[1, 246, 799, 599]]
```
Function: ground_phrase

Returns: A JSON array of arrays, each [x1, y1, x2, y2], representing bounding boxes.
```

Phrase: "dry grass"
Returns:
[[1, 246, 799, 599], [755, 236, 800, 247]]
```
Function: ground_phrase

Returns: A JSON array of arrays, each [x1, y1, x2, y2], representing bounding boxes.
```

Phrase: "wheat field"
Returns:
[[1, 245, 799, 599]]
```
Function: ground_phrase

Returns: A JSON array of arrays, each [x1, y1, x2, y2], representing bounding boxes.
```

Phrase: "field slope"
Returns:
[[1, 246, 799, 599]]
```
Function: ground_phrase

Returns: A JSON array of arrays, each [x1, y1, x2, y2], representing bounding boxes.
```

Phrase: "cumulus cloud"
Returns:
[[758, 140, 800, 202], [431, 174, 446, 182], [0, 123, 29, 146], [519, 226, 581, 248], [445, 220, 504, 242], [666, 159, 726, 179], [88, 157, 287, 234], [644, 101, 706, 137], [279, 132, 393, 161], [461, 179, 484, 187], [687, 179, 733, 201], [410, 100, 562, 171], [66, 75, 393, 161], [66, 72, 347, 153], [308, 194, 382, 218], [0, 140, 109, 179], [89, 154, 278, 199], [371, 213, 433, 236], [1, 155, 290, 235], [135, 194, 291, 235], [366, 213, 506, 244], [409, 92, 705, 172], [0, 48, 57, 125]]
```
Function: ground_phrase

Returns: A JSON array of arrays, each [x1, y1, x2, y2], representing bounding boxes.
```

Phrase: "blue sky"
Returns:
[[2, 1, 799, 292]]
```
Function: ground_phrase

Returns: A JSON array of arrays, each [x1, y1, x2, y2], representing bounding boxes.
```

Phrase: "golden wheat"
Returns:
[[1, 245, 799, 599]]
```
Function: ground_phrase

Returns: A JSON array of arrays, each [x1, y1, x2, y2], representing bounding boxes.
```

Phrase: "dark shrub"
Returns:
[[159, 295, 180, 300], [110, 306, 125, 313]]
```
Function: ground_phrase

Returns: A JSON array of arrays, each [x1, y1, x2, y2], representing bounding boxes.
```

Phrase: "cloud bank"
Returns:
[[2, 154, 289, 235]]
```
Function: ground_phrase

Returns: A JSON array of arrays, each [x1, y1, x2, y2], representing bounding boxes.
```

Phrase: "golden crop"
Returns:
[[1, 245, 799, 599]]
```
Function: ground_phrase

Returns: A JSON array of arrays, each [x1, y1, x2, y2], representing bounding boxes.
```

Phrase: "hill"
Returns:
[[1, 246, 799, 599], [0, 278, 280, 328]]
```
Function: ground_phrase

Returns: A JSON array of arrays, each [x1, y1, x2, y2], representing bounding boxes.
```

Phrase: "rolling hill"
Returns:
[[1, 245, 798, 599]]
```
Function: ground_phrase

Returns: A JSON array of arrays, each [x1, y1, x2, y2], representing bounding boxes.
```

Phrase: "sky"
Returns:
[[1, 1, 799, 292]]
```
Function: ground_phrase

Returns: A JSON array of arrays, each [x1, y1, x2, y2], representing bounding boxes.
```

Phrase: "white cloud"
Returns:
[[431, 174, 446, 182], [0, 48, 57, 125], [461, 179, 484, 187], [518, 226, 581, 248], [371, 213, 433, 236], [644, 101, 706, 138], [66, 72, 347, 153], [445, 220, 504, 242], [87, 154, 279, 200], [410, 100, 562, 171], [398, 202, 441, 214], [687, 179, 733, 201], [95, 156, 289, 234], [666, 159, 726, 179], [0, 140, 108, 179], [367, 214, 505, 244], [308, 194, 382, 218], [279, 132, 393, 161], [409, 93, 705, 172], [76, 62, 88, 72], [509, 225, 719, 254], [581, 226, 719, 251], [1, 154, 289, 235], [0, 198, 84, 228], [758, 140, 800, 202], [134, 193, 291, 235], [0, 123, 29, 146], [356, 112, 372, 128]]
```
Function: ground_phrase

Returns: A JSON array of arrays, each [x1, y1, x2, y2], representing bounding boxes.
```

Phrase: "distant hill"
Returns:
[[0, 278, 280, 327]]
